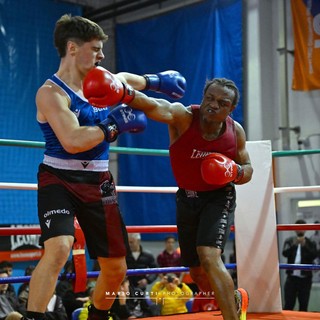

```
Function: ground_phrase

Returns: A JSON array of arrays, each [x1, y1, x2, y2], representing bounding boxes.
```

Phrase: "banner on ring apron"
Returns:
[[0, 224, 43, 262], [291, 0, 320, 91]]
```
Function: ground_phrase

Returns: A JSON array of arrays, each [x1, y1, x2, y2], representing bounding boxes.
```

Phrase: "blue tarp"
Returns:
[[0, 0, 81, 224]]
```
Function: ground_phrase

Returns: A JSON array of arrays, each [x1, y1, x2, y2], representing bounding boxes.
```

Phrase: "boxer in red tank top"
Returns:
[[125, 78, 254, 320]]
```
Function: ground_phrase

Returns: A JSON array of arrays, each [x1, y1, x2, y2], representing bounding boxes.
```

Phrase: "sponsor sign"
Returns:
[[0, 224, 43, 261]]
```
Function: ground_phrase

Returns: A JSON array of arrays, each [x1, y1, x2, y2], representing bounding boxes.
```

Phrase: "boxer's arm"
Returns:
[[117, 70, 186, 99], [116, 72, 147, 91], [128, 90, 187, 125], [233, 122, 253, 184], [36, 84, 105, 154], [128, 90, 192, 144]]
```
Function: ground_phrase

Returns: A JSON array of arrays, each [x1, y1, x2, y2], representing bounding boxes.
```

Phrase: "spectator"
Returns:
[[1, 312, 22, 320], [78, 287, 94, 320], [54, 259, 91, 319], [150, 273, 193, 316], [17, 265, 36, 309], [61, 283, 91, 320], [43, 292, 68, 320], [311, 220, 320, 283], [110, 277, 155, 319], [15, 265, 67, 320], [157, 236, 181, 278], [282, 219, 317, 311], [55, 260, 74, 301], [0, 269, 24, 319], [311, 220, 320, 253], [0, 262, 16, 300], [126, 233, 158, 291]]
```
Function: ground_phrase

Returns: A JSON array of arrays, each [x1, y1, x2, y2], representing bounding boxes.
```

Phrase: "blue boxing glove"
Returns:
[[143, 70, 186, 99], [97, 104, 147, 142]]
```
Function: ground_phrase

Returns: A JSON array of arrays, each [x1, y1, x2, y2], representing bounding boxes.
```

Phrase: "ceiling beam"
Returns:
[[84, 0, 169, 22]]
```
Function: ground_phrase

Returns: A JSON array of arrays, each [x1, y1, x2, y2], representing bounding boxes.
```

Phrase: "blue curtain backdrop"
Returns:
[[0, 0, 81, 224], [116, 0, 243, 239], [0, 0, 82, 291]]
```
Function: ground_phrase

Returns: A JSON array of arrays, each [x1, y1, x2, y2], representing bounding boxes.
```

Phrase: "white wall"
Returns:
[[245, 0, 320, 311]]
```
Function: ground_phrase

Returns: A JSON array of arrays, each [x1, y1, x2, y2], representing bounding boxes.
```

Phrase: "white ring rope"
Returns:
[[0, 182, 320, 193]]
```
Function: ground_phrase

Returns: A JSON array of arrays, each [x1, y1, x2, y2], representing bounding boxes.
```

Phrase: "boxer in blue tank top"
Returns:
[[24, 14, 186, 320]]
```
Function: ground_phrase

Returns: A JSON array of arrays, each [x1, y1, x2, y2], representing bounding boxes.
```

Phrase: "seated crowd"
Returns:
[[0, 235, 225, 319]]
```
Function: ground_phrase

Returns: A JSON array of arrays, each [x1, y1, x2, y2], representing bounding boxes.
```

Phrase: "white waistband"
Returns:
[[43, 155, 109, 171]]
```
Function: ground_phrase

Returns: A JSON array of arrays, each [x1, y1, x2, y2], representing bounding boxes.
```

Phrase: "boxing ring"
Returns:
[[0, 138, 320, 319]]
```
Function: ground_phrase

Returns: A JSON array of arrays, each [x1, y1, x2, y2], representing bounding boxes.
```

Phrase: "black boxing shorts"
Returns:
[[176, 184, 236, 267], [37, 163, 128, 258]]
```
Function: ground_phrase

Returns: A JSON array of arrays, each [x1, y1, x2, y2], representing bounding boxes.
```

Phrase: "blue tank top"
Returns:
[[38, 74, 110, 161]]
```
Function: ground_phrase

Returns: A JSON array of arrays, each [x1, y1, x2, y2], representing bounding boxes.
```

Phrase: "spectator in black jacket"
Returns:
[[126, 233, 158, 292], [0, 269, 25, 319], [43, 293, 68, 320], [111, 277, 155, 319], [282, 219, 317, 311], [16, 265, 67, 320], [0, 261, 16, 301], [17, 265, 36, 310]]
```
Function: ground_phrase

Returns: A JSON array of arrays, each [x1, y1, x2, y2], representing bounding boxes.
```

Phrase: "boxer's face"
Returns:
[[200, 84, 235, 122]]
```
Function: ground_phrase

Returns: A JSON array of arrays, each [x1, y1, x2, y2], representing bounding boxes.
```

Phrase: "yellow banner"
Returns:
[[291, 0, 320, 91]]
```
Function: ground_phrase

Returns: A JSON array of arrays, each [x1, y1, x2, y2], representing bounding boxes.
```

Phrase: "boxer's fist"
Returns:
[[83, 67, 135, 108], [98, 104, 147, 142], [143, 70, 186, 99], [201, 153, 244, 185]]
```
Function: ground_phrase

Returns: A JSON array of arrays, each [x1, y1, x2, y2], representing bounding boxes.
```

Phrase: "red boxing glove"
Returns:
[[201, 153, 244, 185], [83, 67, 135, 108]]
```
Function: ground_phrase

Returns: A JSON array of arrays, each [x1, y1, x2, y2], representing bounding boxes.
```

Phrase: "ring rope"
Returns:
[[1, 224, 320, 237], [0, 226, 178, 236], [2, 138, 320, 157], [1, 182, 320, 195], [0, 139, 169, 156], [1, 263, 320, 285]]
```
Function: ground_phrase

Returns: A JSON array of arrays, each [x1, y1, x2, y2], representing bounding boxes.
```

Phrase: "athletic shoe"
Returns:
[[87, 304, 113, 320], [235, 288, 249, 320]]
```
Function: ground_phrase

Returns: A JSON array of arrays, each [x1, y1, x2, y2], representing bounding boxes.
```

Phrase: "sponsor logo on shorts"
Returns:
[[81, 161, 90, 168], [45, 220, 51, 229], [43, 208, 70, 218], [100, 179, 117, 205]]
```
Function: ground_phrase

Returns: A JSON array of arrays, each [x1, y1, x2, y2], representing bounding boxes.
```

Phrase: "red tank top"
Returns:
[[169, 105, 237, 191]]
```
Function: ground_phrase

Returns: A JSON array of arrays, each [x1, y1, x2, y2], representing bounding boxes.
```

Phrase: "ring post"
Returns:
[[235, 141, 282, 312]]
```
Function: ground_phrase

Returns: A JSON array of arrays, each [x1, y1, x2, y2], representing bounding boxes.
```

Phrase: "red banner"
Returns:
[[291, 0, 320, 91], [0, 224, 43, 262], [0, 249, 43, 262]]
